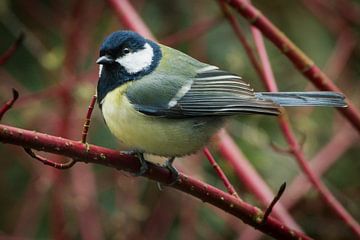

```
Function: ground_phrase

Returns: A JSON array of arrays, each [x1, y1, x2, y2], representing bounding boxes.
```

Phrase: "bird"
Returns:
[[96, 30, 346, 182]]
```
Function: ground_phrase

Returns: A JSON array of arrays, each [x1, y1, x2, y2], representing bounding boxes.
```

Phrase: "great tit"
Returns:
[[96, 30, 346, 179]]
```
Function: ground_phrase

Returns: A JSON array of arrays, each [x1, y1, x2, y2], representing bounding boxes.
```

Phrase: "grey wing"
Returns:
[[129, 67, 280, 118]]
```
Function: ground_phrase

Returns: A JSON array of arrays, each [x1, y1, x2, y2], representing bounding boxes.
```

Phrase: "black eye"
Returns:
[[122, 48, 130, 54]]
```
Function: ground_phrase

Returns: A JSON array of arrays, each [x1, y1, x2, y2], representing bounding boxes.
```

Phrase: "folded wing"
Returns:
[[127, 66, 280, 118]]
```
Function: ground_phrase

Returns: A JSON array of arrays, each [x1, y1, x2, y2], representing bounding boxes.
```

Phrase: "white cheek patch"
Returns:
[[98, 64, 103, 77], [115, 43, 154, 74]]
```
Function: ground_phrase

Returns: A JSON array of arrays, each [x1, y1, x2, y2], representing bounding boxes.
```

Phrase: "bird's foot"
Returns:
[[122, 150, 149, 176]]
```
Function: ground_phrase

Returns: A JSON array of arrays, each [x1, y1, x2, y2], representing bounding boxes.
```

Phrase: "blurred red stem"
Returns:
[[301, 0, 347, 34], [142, 193, 177, 239], [279, 116, 360, 237], [283, 123, 359, 209], [0, 123, 311, 240], [216, 130, 301, 230], [106, 0, 154, 40], [13, 172, 51, 237], [218, 2, 301, 231], [161, 16, 223, 46], [249, 14, 360, 236], [333, 0, 360, 26], [218, 2, 265, 84], [323, 28, 357, 80], [179, 197, 198, 240], [49, 1, 103, 239], [0, 33, 24, 65], [251, 28, 277, 91], [224, 0, 360, 134]]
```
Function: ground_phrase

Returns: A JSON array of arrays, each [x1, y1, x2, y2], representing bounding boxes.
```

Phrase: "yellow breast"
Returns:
[[101, 84, 223, 157]]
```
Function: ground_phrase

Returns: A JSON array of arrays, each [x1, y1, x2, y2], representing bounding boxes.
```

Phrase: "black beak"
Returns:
[[96, 55, 115, 64]]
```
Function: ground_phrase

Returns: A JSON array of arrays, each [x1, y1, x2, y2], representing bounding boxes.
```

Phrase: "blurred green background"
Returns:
[[0, 0, 359, 239]]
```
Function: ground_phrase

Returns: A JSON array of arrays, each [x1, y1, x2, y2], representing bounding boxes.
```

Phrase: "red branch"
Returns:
[[224, 0, 360, 134], [0, 33, 24, 65], [0, 123, 311, 240]]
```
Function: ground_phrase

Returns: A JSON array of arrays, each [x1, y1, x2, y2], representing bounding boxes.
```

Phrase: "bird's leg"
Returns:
[[164, 157, 179, 185], [122, 150, 149, 176]]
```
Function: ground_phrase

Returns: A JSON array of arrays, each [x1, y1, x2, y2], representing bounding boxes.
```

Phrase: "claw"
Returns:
[[164, 157, 179, 185]]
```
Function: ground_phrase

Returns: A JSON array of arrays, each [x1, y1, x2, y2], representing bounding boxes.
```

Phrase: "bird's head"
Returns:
[[96, 31, 161, 105], [97, 30, 161, 77]]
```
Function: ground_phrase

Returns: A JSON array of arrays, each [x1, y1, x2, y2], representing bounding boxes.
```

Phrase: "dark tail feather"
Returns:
[[255, 92, 347, 107]]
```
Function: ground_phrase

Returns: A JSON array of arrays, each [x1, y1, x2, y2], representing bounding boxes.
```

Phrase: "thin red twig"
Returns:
[[0, 89, 19, 120], [81, 95, 97, 143], [203, 147, 239, 199], [0, 123, 312, 240], [23, 147, 76, 169]]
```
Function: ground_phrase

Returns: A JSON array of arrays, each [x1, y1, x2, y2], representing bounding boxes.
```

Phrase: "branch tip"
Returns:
[[262, 182, 286, 224], [0, 88, 20, 121], [12, 88, 19, 101]]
